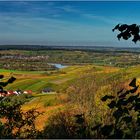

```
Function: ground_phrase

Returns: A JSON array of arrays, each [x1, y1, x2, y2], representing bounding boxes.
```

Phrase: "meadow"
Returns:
[[1, 64, 119, 92]]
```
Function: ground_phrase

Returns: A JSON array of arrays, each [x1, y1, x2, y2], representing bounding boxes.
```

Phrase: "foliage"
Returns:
[[93, 78, 140, 138], [0, 74, 40, 139], [113, 24, 140, 43], [39, 109, 90, 139], [65, 73, 110, 137], [67, 74, 101, 115]]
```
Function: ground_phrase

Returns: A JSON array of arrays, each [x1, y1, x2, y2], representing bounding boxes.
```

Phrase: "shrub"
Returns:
[[93, 78, 140, 139], [40, 109, 90, 139], [0, 74, 40, 139]]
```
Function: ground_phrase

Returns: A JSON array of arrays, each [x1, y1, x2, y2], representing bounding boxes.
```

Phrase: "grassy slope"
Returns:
[[0, 65, 119, 130], [22, 93, 65, 130], [3, 64, 140, 130], [0, 65, 119, 93]]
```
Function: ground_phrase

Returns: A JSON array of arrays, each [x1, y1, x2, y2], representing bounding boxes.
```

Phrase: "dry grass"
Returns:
[[22, 94, 65, 130]]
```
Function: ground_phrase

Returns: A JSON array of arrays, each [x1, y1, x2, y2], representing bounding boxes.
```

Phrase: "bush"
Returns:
[[93, 78, 140, 139], [40, 109, 90, 139], [0, 74, 40, 139]]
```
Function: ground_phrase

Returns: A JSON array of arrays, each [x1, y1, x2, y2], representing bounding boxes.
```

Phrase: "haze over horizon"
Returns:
[[0, 1, 140, 47]]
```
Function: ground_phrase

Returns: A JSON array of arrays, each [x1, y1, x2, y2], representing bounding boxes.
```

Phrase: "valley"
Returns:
[[1, 47, 140, 137]]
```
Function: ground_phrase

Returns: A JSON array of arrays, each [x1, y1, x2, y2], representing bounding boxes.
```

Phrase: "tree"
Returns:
[[0, 74, 41, 139], [91, 24, 140, 138], [112, 24, 140, 43], [94, 78, 140, 138]]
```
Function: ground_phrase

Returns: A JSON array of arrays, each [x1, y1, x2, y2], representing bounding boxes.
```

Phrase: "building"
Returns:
[[42, 88, 53, 93]]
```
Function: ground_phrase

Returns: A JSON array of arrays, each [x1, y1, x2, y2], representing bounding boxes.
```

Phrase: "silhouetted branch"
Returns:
[[113, 24, 140, 43]]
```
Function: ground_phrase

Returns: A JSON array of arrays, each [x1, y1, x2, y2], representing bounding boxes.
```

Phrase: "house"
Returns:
[[7, 90, 22, 96], [42, 88, 53, 93], [0, 92, 5, 97], [13, 91, 19, 95], [4, 89, 33, 96], [13, 89, 22, 95], [7, 90, 14, 96], [13, 89, 32, 95], [23, 91, 28, 94], [23, 90, 32, 94]]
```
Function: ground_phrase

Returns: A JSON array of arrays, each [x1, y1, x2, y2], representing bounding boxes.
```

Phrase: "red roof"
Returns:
[[26, 90, 32, 94]]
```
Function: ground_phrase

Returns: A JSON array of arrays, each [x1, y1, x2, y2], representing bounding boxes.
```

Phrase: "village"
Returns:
[[0, 89, 32, 97], [0, 87, 55, 97], [0, 54, 49, 61]]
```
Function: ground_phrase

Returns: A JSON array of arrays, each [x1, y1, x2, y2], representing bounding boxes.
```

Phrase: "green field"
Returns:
[[2, 65, 116, 93], [1, 64, 140, 93], [2, 63, 140, 132], [18, 64, 140, 130]]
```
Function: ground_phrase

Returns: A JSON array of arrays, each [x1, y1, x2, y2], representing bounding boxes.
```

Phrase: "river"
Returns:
[[48, 63, 68, 69]]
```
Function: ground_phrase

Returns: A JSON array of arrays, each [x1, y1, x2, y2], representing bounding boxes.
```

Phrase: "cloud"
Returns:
[[82, 14, 122, 25], [0, 1, 61, 18], [0, 14, 135, 47], [0, 1, 137, 46], [58, 5, 81, 13], [0, 13, 114, 44]]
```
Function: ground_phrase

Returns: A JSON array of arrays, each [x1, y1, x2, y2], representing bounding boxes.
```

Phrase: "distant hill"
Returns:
[[0, 45, 140, 53]]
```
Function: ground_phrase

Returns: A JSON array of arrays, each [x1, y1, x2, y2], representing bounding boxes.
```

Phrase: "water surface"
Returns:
[[48, 63, 67, 69]]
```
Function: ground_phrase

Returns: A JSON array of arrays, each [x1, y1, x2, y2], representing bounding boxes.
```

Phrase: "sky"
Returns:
[[0, 1, 140, 47]]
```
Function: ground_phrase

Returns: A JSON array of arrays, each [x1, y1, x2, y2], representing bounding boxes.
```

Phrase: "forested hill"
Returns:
[[0, 45, 140, 53]]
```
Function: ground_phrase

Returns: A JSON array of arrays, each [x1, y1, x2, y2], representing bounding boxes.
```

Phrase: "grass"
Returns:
[[11, 64, 140, 130], [0, 65, 119, 93], [22, 93, 64, 130], [23, 94, 60, 110]]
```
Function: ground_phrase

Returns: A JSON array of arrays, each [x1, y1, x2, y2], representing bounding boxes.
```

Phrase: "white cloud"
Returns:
[[58, 5, 81, 13], [82, 14, 123, 25], [0, 14, 114, 44]]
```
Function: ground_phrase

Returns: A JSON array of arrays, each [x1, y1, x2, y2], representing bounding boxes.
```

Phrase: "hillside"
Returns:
[[0, 65, 119, 93], [2, 64, 140, 131]]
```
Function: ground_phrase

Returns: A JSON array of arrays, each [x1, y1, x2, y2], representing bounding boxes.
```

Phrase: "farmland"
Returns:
[[0, 62, 121, 130], [2, 60, 140, 130], [1, 46, 140, 71], [1, 64, 119, 92], [1, 47, 140, 137]]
